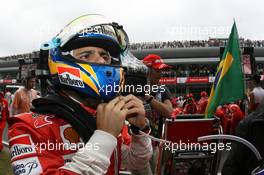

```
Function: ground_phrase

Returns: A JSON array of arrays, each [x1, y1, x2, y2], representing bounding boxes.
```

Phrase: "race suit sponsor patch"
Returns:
[[60, 124, 82, 150], [9, 134, 36, 161], [12, 157, 42, 175]]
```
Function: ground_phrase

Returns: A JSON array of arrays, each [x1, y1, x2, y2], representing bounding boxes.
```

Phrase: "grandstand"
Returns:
[[130, 38, 264, 50]]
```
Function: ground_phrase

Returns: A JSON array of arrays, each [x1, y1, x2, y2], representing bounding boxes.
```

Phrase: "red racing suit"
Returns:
[[171, 107, 183, 118], [0, 98, 9, 151], [183, 101, 197, 114], [8, 111, 152, 175], [197, 97, 208, 114], [228, 105, 244, 135]]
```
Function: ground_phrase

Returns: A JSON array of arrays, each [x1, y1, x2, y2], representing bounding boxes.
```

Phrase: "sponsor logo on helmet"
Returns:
[[57, 66, 84, 88], [9, 134, 36, 161], [79, 25, 116, 40]]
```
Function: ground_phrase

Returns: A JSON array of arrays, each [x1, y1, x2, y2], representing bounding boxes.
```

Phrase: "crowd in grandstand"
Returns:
[[2, 38, 264, 62], [162, 63, 264, 77], [161, 65, 216, 77], [174, 64, 216, 77], [130, 38, 264, 50]]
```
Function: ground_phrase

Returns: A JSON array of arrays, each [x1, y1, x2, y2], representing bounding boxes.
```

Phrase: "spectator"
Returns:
[[0, 92, 9, 152], [197, 91, 208, 114], [248, 74, 264, 112], [11, 74, 38, 115], [142, 54, 173, 174], [4, 90, 13, 108], [183, 93, 197, 114], [228, 104, 244, 135]]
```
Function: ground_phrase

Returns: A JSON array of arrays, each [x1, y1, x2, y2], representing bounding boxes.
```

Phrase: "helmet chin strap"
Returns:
[[32, 93, 97, 143]]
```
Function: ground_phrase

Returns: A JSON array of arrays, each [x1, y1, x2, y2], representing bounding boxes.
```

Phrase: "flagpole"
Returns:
[[240, 48, 248, 116], [234, 20, 248, 115]]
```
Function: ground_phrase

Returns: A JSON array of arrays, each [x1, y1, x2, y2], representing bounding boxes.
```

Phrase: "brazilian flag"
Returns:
[[205, 22, 245, 118]]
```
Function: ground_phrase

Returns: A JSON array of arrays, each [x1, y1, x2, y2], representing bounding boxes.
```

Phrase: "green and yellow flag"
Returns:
[[205, 22, 245, 118]]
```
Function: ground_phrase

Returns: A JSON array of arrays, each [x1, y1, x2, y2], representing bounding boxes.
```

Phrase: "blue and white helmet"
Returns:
[[42, 14, 130, 100]]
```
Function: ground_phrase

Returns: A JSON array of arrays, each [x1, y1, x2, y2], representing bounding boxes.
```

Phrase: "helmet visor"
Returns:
[[56, 14, 129, 53]]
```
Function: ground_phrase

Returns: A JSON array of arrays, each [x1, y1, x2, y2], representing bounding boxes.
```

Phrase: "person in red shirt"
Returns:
[[216, 104, 232, 134], [142, 54, 173, 174], [215, 106, 225, 119], [171, 97, 178, 108], [0, 92, 9, 151], [8, 14, 152, 175], [228, 104, 244, 134], [183, 93, 197, 114], [197, 91, 208, 114], [171, 107, 183, 118]]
